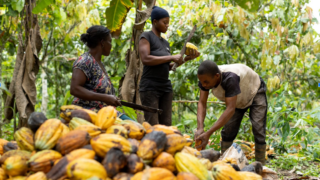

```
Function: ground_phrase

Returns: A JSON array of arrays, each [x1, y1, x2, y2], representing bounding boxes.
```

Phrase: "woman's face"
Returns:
[[102, 34, 112, 56], [154, 17, 170, 33]]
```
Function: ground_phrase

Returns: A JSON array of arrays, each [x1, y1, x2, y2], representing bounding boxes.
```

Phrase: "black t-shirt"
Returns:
[[139, 31, 172, 92], [198, 72, 241, 97]]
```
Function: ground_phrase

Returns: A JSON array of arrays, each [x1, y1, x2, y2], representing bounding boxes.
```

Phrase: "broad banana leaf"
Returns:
[[105, 0, 134, 38]]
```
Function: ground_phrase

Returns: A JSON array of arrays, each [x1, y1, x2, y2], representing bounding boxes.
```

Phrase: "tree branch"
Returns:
[[172, 100, 225, 105], [258, 0, 274, 13], [46, 23, 78, 57], [40, 29, 53, 63], [172, 25, 197, 71]]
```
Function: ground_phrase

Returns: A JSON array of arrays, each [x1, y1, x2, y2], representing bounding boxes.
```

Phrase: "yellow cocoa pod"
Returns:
[[95, 106, 117, 130], [177, 172, 200, 180], [8, 176, 26, 180], [106, 125, 128, 138], [60, 105, 83, 122], [28, 150, 62, 173], [181, 146, 202, 158], [26, 172, 47, 180], [34, 119, 64, 150], [3, 155, 28, 176], [61, 123, 70, 137], [70, 109, 98, 124], [185, 42, 198, 56], [66, 158, 107, 180], [46, 149, 95, 180], [137, 131, 166, 160], [142, 121, 152, 130], [152, 152, 176, 172], [165, 134, 189, 155], [0, 168, 6, 180], [69, 117, 94, 131], [14, 127, 34, 152], [0, 139, 8, 155], [0, 150, 31, 164], [75, 124, 104, 138], [120, 120, 145, 140], [146, 124, 181, 135], [131, 168, 175, 180], [90, 134, 132, 158], [127, 154, 144, 174], [198, 158, 213, 170], [223, 157, 237, 165], [175, 152, 211, 180], [211, 161, 241, 180]]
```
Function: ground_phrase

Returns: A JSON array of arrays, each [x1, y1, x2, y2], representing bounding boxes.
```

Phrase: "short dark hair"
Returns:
[[197, 60, 220, 77], [80, 25, 110, 48]]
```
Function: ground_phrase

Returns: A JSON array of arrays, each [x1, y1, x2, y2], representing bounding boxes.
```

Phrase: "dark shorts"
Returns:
[[221, 77, 268, 145], [139, 91, 172, 126]]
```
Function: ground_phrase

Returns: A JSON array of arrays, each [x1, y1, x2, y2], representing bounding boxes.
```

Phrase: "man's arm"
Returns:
[[197, 90, 209, 132], [196, 95, 237, 149]]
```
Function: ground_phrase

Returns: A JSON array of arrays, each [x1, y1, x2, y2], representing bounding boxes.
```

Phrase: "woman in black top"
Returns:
[[139, 6, 200, 126]]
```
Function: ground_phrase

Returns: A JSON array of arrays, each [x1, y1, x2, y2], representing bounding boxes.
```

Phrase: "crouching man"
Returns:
[[195, 60, 268, 165]]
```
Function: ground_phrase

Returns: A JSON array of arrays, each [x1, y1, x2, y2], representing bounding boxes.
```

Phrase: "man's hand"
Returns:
[[195, 131, 211, 150], [194, 128, 204, 140]]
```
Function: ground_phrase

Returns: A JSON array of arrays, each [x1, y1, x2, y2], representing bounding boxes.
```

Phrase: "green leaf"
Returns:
[[273, 55, 281, 65], [235, 0, 260, 12], [216, 33, 224, 37], [63, 90, 73, 105], [177, 29, 182, 37], [53, 8, 66, 25], [282, 122, 290, 142], [119, 0, 133, 8], [117, 105, 137, 121], [32, 0, 54, 14], [105, 0, 133, 33], [11, 0, 24, 12], [232, 29, 239, 37], [227, 39, 234, 48], [0, 81, 11, 96]]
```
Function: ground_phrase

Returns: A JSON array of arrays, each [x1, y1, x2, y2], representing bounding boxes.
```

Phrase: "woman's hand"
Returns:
[[172, 54, 183, 64], [103, 95, 121, 107], [185, 50, 200, 62]]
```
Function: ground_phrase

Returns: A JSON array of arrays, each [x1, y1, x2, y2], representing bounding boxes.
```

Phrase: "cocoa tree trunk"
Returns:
[[120, 0, 155, 123], [41, 58, 48, 115], [3, 0, 42, 128], [0, 47, 3, 136]]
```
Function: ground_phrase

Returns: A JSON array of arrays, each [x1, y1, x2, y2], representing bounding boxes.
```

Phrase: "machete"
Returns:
[[171, 25, 197, 71], [120, 101, 163, 114]]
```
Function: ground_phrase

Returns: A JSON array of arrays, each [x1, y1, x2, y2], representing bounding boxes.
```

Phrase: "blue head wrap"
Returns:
[[151, 6, 170, 23]]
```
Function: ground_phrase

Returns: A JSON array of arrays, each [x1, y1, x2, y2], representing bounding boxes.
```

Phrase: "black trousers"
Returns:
[[221, 77, 268, 145], [139, 91, 173, 126]]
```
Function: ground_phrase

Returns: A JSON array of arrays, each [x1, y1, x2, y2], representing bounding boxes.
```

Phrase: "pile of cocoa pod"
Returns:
[[0, 105, 264, 180]]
